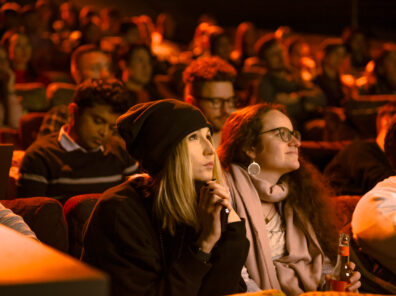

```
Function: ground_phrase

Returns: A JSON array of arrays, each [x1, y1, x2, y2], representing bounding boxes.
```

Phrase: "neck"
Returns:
[[257, 169, 282, 186]]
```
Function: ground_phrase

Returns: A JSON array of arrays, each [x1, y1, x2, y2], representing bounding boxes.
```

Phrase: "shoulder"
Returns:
[[22, 133, 60, 161]]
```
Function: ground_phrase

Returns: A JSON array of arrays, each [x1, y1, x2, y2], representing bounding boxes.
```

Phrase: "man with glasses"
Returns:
[[183, 56, 237, 147]]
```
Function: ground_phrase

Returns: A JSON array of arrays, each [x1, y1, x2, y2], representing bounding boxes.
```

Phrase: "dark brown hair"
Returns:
[[218, 103, 339, 261], [218, 103, 286, 170]]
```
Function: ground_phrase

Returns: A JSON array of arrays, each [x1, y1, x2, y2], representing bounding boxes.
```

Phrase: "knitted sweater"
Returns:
[[18, 131, 137, 203]]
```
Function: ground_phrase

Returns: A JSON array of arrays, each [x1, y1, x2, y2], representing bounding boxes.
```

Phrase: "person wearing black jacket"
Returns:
[[82, 99, 249, 296]]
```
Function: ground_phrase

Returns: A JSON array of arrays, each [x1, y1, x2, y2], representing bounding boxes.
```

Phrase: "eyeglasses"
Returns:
[[259, 127, 301, 143], [198, 96, 237, 109]]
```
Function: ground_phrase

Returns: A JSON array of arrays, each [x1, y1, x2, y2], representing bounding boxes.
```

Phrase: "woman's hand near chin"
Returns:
[[196, 181, 240, 252]]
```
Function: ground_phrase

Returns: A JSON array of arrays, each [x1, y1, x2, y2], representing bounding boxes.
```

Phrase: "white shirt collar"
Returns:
[[58, 126, 104, 153]]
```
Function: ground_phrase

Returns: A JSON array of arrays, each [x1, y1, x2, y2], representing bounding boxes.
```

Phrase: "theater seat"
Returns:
[[14, 82, 48, 112], [19, 112, 46, 150], [46, 82, 76, 108], [1, 197, 68, 252], [63, 193, 101, 258]]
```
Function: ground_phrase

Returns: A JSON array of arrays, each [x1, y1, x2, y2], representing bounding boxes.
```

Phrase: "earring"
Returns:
[[247, 161, 260, 176]]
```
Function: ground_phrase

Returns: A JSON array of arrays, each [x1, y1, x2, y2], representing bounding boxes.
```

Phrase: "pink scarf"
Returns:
[[226, 164, 326, 296]]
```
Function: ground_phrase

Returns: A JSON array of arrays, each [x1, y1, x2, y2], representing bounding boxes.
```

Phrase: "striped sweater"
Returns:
[[18, 131, 138, 203], [0, 202, 36, 238]]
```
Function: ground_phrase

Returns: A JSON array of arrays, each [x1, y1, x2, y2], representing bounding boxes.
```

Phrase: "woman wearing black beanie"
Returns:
[[82, 99, 250, 296]]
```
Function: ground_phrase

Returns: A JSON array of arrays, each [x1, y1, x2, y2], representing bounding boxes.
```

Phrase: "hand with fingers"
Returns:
[[195, 180, 240, 254], [325, 262, 362, 292]]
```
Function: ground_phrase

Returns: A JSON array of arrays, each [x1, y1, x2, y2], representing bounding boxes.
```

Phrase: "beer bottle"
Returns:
[[330, 233, 353, 291]]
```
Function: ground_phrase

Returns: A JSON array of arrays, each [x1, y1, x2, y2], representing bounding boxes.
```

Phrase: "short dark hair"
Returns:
[[183, 56, 236, 99], [73, 78, 131, 115], [384, 114, 396, 170], [254, 35, 278, 61]]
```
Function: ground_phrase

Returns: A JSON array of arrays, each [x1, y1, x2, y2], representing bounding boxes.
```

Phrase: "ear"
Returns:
[[68, 102, 78, 127], [185, 94, 196, 105], [243, 145, 256, 162]]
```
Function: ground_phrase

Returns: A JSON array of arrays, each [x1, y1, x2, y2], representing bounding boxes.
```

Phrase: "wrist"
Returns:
[[191, 243, 211, 264]]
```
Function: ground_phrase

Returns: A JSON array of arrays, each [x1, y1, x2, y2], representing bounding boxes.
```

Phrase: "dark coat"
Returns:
[[82, 175, 249, 296]]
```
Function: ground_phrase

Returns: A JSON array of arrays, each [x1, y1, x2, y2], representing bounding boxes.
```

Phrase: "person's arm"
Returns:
[[17, 148, 49, 198], [0, 202, 37, 239], [82, 195, 213, 296]]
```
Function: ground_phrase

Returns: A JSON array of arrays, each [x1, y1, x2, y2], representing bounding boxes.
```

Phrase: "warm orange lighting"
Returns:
[[341, 74, 355, 87]]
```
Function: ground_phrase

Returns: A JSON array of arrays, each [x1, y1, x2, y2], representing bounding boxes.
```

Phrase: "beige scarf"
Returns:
[[227, 164, 325, 296]]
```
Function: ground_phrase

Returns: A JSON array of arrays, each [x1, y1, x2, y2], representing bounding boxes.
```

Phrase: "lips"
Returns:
[[204, 161, 214, 168]]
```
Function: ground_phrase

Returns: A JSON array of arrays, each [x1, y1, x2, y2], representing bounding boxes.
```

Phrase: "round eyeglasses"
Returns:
[[259, 127, 301, 143], [198, 96, 237, 109]]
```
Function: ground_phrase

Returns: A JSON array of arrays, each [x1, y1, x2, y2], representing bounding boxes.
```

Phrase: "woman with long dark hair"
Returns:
[[218, 103, 361, 295]]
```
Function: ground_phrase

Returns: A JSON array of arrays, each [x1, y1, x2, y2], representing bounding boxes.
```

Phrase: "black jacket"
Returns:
[[82, 175, 249, 296]]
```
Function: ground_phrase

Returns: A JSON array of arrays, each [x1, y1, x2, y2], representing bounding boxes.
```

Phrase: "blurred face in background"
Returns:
[[77, 51, 111, 83], [8, 33, 32, 67], [213, 35, 232, 61], [125, 48, 152, 86], [264, 42, 286, 72]]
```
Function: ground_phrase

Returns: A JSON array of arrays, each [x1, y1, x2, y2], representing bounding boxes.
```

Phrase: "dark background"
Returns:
[[17, 0, 396, 43]]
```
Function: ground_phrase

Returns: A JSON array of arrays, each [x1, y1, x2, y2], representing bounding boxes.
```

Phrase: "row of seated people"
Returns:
[[1, 99, 394, 294], [0, 60, 394, 295], [1, 6, 396, 142]]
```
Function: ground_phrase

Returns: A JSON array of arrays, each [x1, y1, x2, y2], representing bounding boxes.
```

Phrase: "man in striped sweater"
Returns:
[[17, 78, 138, 204]]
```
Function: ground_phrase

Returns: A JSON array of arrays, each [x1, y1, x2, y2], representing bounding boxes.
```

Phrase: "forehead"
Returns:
[[199, 81, 234, 98], [81, 104, 118, 121], [261, 109, 293, 130], [79, 51, 108, 67]]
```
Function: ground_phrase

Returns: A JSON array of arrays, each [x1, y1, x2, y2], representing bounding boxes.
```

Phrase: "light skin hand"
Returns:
[[325, 261, 361, 292], [196, 181, 240, 253]]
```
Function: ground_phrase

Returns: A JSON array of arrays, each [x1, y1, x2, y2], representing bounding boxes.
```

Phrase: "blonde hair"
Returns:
[[154, 135, 224, 235]]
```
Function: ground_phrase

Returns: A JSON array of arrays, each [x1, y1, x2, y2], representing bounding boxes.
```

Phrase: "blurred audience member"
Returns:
[[0, 2, 21, 37], [39, 44, 112, 137], [57, 2, 79, 32], [2, 31, 51, 85], [118, 43, 161, 104], [288, 38, 316, 83], [343, 27, 371, 75], [313, 41, 350, 107], [324, 103, 396, 195], [0, 44, 22, 128], [183, 56, 237, 147], [367, 47, 396, 95], [231, 22, 257, 70], [18, 79, 137, 203], [208, 26, 232, 63], [100, 7, 121, 36], [255, 36, 325, 130], [352, 113, 396, 276]]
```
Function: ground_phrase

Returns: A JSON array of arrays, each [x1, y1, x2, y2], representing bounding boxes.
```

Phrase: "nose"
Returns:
[[202, 137, 215, 156], [221, 100, 234, 116], [289, 134, 301, 147], [98, 125, 110, 138]]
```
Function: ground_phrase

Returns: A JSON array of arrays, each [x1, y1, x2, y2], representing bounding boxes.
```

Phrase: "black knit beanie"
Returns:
[[117, 99, 211, 176]]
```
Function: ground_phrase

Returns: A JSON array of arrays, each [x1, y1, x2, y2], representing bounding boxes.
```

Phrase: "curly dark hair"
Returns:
[[183, 56, 236, 99], [73, 78, 131, 115], [218, 103, 339, 262]]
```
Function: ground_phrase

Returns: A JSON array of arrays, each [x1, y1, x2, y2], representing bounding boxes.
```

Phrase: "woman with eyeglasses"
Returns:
[[217, 103, 361, 295]]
